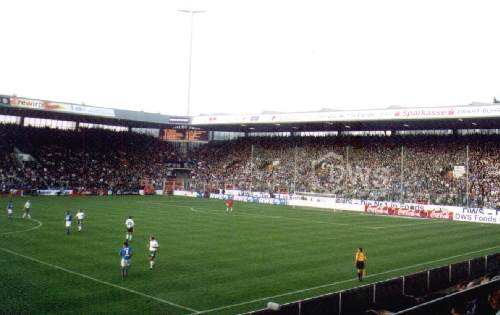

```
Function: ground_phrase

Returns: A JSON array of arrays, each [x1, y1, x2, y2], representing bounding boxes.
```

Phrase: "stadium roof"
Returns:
[[191, 102, 500, 132], [0, 95, 189, 128], [1, 94, 500, 132]]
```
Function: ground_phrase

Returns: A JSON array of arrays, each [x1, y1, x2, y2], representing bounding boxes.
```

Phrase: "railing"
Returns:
[[242, 253, 500, 315], [395, 278, 500, 314]]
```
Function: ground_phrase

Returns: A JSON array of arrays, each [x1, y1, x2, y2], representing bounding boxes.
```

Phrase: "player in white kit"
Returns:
[[148, 236, 159, 270], [76, 209, 85, 232], [125, 216, 135, 241], [22, 200, 32, 219]]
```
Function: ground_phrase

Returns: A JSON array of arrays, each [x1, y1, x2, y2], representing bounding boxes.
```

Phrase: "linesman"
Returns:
[[355, 247, 367, 281]]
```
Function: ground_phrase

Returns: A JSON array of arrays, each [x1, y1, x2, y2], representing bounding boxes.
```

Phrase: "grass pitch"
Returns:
[[0, 196, 499, 315]]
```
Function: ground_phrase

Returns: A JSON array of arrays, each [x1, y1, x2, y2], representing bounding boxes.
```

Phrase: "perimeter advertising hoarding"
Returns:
[[209, 193, 289, 206], [454, 208, 500, 224], [9, 96, 115, 118], [191, 104, 500, 125], [175, 189, 500, 225]]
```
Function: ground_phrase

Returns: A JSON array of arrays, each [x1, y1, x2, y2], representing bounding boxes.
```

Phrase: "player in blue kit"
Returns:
[[7, 201, 14, 221], [120, 242, 133, 278], [65, 211, 72, 235]]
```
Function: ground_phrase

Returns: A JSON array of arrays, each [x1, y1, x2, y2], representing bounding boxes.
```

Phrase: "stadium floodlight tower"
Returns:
[[178, 8, 206, 158], [178, 9, 206, 117]]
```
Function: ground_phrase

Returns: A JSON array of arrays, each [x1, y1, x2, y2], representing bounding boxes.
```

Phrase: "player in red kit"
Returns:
[[226, 198, 233, 212]]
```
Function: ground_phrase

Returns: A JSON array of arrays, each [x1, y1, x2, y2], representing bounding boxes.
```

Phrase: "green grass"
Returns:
[[0, 196, 499, 315]]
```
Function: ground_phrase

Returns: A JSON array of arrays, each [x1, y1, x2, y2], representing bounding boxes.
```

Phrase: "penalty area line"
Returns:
[[192, 245, 500, 314], [0, 246, 200, 314]]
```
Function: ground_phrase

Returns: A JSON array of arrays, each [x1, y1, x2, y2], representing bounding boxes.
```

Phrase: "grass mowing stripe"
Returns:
[[0, 246, 200, 314], [2, 196, 498, 314], [143, 198, 442, 230], [369, 220, 446, 229], [193, 245, 500, 315], [191, 206, 448, 231], [191, 207, 358, 227]]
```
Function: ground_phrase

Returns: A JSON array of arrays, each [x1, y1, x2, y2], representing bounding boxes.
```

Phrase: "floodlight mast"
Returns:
[[178, 9, 205, 159], [178, 9, 206, 118]]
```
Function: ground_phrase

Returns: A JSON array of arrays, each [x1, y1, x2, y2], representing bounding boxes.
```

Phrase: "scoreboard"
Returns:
[[160, 128, 208, 141], [187, 129, 208, 141], [161, 128, 185, 141]]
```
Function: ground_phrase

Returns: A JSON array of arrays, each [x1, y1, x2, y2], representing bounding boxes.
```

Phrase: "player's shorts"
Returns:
[[149, 251, 157, 259], [127, 227, 134, 233], [121, 258, 131, 268], [65, 221, 72, 228], [356, 261, 365, 269], [7, 209, 13, 215], [24, 208, 31, 213], [77, 220, 83, 225]]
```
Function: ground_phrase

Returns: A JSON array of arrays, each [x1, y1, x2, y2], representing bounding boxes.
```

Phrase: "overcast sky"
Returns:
[[1, 0, 499, 116]]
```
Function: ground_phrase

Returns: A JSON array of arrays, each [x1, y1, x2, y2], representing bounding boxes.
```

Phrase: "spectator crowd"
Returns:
[[189, 135, 500, 208], [0, 124, 499, 208], [0, 125, 179, 194]]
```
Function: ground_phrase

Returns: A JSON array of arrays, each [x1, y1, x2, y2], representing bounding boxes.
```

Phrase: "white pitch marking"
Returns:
[[0, 246, 200, 313], [180, 204, 449, 230], [138, 200, 463, 230], [0, 216, 199, 313], [1, 218, 43, 235], [192, 245, 500, 314], [192, 207, 358, 228]]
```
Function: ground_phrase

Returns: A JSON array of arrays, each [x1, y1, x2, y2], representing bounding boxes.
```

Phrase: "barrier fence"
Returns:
[[395, 278, 500, 314], [242, 253, 500, 315]]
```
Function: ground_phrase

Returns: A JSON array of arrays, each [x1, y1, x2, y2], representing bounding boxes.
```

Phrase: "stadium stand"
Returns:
[[190, 135, 500, 208], [0, 125, 179, 194], [1, 123, 499, 209]]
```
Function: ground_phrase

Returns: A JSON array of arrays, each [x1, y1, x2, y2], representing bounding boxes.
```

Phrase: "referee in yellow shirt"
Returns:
[[355, 247, 367, 281]]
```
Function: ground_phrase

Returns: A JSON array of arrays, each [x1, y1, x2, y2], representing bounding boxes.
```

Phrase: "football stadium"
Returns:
[[2, 1, 500, 314], [1, 95, 500, 315]]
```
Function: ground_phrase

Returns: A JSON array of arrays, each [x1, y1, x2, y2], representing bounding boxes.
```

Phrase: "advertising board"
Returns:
[[191, 104, 500, 125], [9, 96, 115, 117]]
